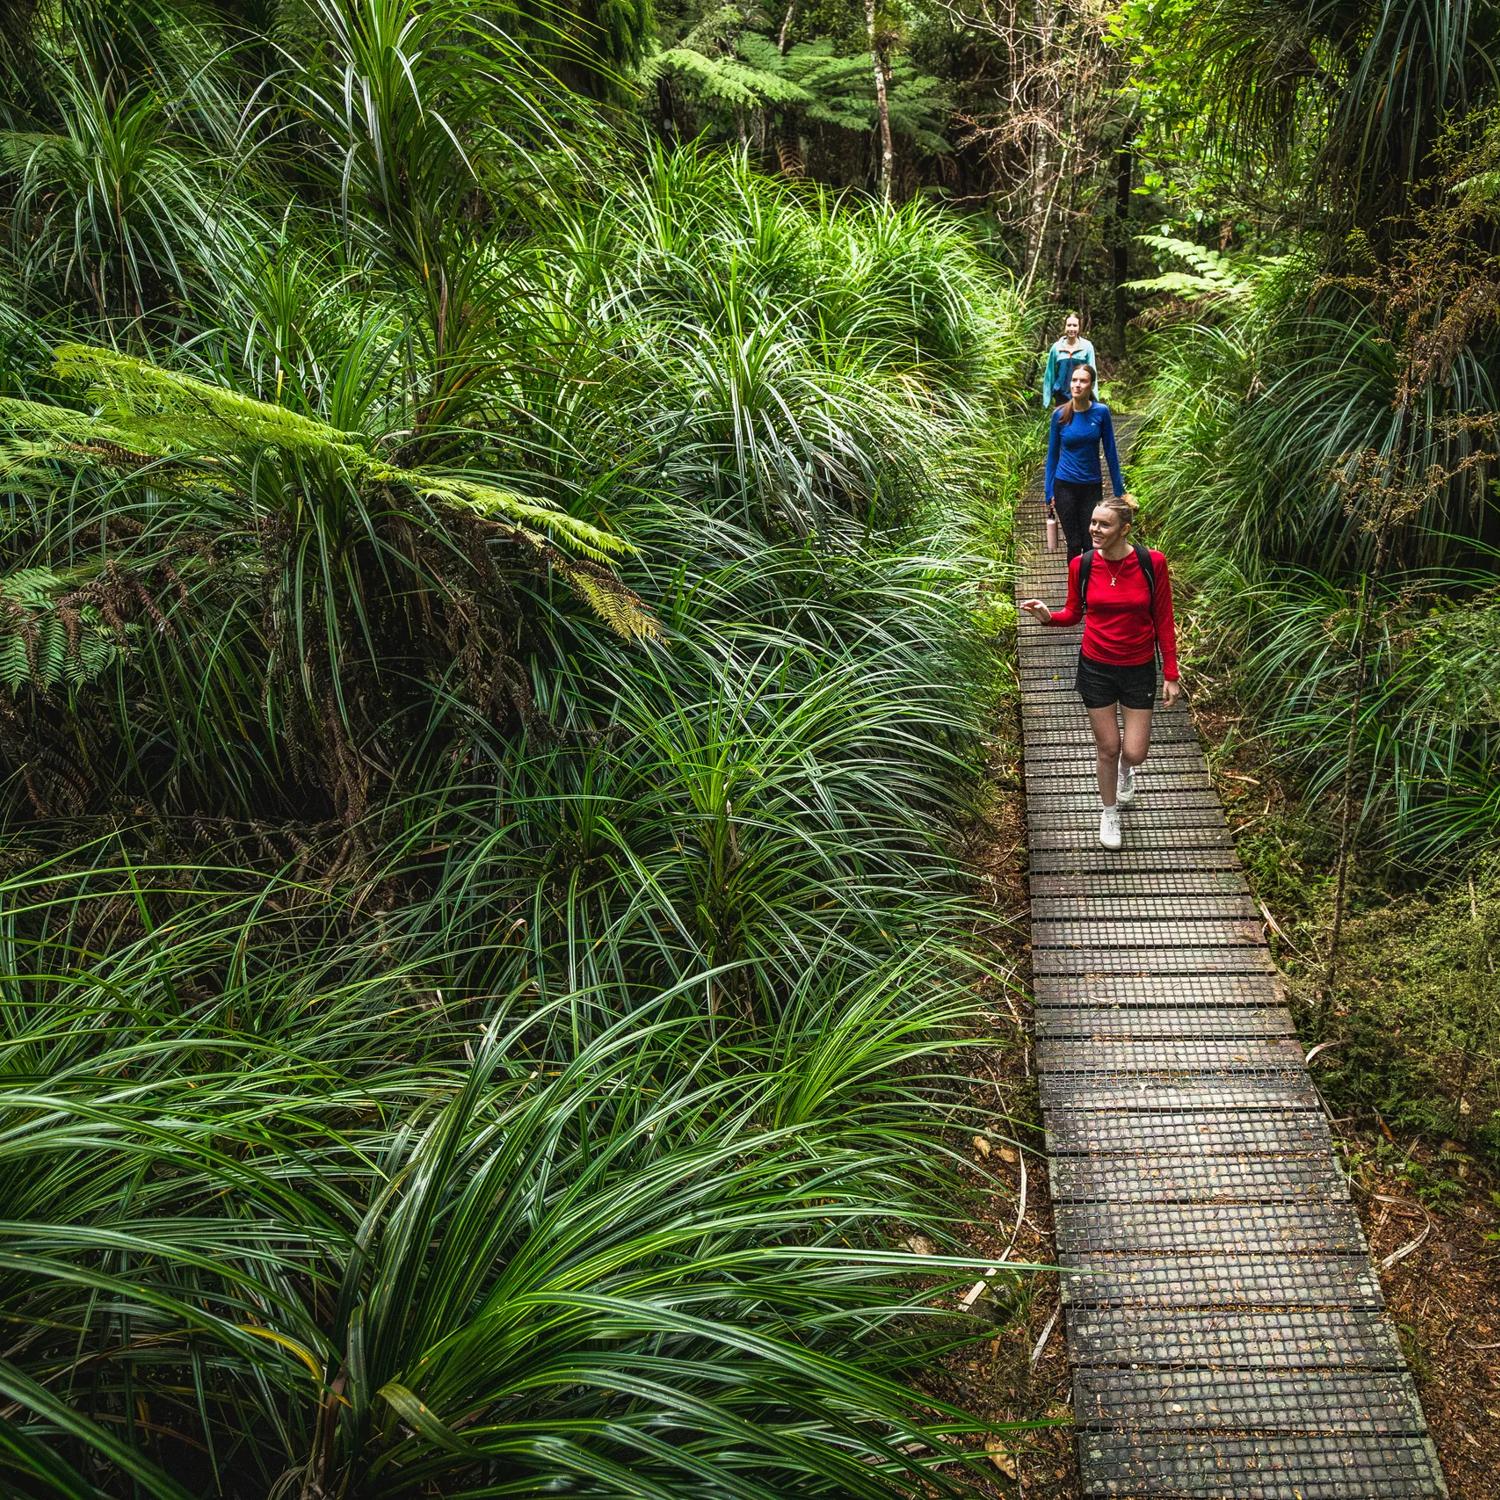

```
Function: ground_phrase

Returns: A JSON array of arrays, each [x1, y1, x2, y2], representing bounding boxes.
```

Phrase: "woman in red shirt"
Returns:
[[1019, 496, 1181, 849]]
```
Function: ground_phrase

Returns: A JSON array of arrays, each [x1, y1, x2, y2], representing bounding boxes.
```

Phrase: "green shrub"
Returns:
[[0, 4, 1034, 1490]]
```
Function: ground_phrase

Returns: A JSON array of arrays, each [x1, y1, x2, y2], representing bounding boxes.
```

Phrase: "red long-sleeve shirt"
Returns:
[[1047, 547, 1179, 681]]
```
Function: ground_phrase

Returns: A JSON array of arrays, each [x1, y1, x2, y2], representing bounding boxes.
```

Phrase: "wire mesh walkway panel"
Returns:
[[1013, 468, 1447, 1499]]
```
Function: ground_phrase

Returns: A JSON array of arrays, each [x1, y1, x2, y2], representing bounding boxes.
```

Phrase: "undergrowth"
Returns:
[[0, 3, 1041, 1494]]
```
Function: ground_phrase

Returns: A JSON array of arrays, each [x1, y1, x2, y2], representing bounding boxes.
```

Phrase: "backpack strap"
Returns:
[[1133, 543, 1156, 627], [1077, 549, 1092, 612], [1134, 543, 1160, 670]]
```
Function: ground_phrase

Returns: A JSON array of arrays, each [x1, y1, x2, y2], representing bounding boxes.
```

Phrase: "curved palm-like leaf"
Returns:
[[0, 6, 1034, 1490]]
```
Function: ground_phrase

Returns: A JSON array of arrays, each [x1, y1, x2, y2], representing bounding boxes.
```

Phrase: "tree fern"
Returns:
[[31, 344, 648, 597], [650, 21, 952, 155]]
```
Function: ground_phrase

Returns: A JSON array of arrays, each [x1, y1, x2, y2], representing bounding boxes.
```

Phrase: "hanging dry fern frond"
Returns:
[[551, 555, 666, 644]]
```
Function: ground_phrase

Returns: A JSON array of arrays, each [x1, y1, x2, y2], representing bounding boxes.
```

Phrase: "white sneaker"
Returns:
[[1099, 805, 1122, 849], [1117, 763, 1136, 804]]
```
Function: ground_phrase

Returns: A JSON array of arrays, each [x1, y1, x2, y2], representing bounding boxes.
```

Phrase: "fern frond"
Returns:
[[392, 472, 635, 562], [54, 344, 371, 461], [0, 566, 130, 693], [649, 47, 809, 109], [1127, 269, 1237, 297], [29, 346, 646, 639], [0, 396, 176, 456], [1126, 234, 1277, 305], [1457, 169, 1500, 205], [552, 556, 664, 643], [47, 345, 635, 562]]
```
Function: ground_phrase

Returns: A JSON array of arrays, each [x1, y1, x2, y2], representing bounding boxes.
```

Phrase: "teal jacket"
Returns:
[[1042, 338, 1097, 405]]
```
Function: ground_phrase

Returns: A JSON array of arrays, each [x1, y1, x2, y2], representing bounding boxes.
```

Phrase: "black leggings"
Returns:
[[1051, 479, 1101, 560]]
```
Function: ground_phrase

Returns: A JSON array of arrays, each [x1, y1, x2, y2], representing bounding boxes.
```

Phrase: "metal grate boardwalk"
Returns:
[[1013, 473, 1446, 1497]]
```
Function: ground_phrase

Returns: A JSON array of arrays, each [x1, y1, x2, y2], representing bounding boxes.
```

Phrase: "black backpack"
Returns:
[[1078, 544, 1159, 664]]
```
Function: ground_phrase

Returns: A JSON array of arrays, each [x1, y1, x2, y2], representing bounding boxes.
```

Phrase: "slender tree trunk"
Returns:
[[657, 75, 678, 143], [772, 0, 800, 177], [865, 0, 894, 202], [1022, 143, 1067, 300], [1022, 0, 1058, 289], [1049, 55, 1085, 295], [1321, 575, 1370, 1018], [1112, 142, 1133, 355], [1320, 514, 1392, 1026]]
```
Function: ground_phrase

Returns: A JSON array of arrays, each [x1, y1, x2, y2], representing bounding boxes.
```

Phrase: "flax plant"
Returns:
[[0, 0, 1033, 1491]]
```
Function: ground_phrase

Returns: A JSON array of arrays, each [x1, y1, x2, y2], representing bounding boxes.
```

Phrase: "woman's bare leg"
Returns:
[[1120, 705, 1154, 771], [1088, 705, 1122, 806]]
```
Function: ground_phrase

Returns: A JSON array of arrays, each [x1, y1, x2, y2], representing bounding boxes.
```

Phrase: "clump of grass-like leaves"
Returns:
[[0, 853, 1015, 1499], [1131, 244, 1499, 863], [0, 1, 1034, 1494]]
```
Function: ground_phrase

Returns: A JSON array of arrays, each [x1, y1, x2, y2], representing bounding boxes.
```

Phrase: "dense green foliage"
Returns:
[[0, 3, 1036, 1495], [1128, 32, 1500, 866], [1119, 6, 1500, 1172], [2, 0, 1496, 1487], [1231, 806, 1500, 1166]]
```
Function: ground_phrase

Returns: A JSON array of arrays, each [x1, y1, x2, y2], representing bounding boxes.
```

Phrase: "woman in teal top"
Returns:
[[1041, 313, 1097, 407]]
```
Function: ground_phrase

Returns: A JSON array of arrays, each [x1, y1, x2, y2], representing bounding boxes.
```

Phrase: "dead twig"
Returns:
[[1379, 1213, 1433, 1271], [1028, 1301, 1060, 1371]]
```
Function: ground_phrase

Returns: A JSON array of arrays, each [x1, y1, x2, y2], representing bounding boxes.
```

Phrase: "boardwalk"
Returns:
[[1013, 472, 1448, 1498]]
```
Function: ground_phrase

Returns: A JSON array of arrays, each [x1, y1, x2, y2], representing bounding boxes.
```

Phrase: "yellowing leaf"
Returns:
[[237, 1325, 324, 1384], [985, 1435, 1017, 1478]]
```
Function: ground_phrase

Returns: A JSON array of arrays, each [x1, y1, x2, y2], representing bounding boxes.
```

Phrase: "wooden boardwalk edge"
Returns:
[[1012, 463, 1449, 1499]]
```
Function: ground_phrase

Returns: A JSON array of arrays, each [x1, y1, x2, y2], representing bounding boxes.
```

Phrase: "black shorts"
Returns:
[[1076, 652, 1157, 710]]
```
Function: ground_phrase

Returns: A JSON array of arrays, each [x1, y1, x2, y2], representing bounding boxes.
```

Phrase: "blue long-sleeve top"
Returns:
[[1044, 401, 1125, 503]]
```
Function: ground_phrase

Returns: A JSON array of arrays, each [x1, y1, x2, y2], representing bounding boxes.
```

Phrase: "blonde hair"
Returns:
[[1099, 493, 1138, 527]]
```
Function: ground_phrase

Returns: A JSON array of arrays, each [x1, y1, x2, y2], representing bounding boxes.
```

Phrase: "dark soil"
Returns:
[[939, 669, 1081, 1498], [1356, 1147, 1500, 1500], [1193, 690, 1500, 1500]]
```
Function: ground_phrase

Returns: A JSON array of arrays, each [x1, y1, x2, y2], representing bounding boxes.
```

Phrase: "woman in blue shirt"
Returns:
[[1044, 363, 1125, 560]]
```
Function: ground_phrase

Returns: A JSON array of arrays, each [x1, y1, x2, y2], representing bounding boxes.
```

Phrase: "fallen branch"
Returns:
[[1379, 1214, 1432, 1271], [1258, 899, 1304, 958], [1305, 1039, 1347, 1065], [960, 1135, 1029, 1311]]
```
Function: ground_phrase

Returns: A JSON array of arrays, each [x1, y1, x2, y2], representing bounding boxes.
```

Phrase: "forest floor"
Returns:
[[933, 666, 1082, 1498], [1196, 691, 1500, 1500]]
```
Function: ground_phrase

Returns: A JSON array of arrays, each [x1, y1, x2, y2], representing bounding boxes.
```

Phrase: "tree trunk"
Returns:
[[657, 75, 678, 144], [772, 0, 799, 177], [865, 0, 894, 203], [1112, 142, 1133, 355], [1320, 571, 1372, 1027], [1021, 0, 1058, 294]]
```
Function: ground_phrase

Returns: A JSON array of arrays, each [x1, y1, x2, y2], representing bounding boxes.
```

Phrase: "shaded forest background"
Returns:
[[650, 0, 1500, 1154]]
